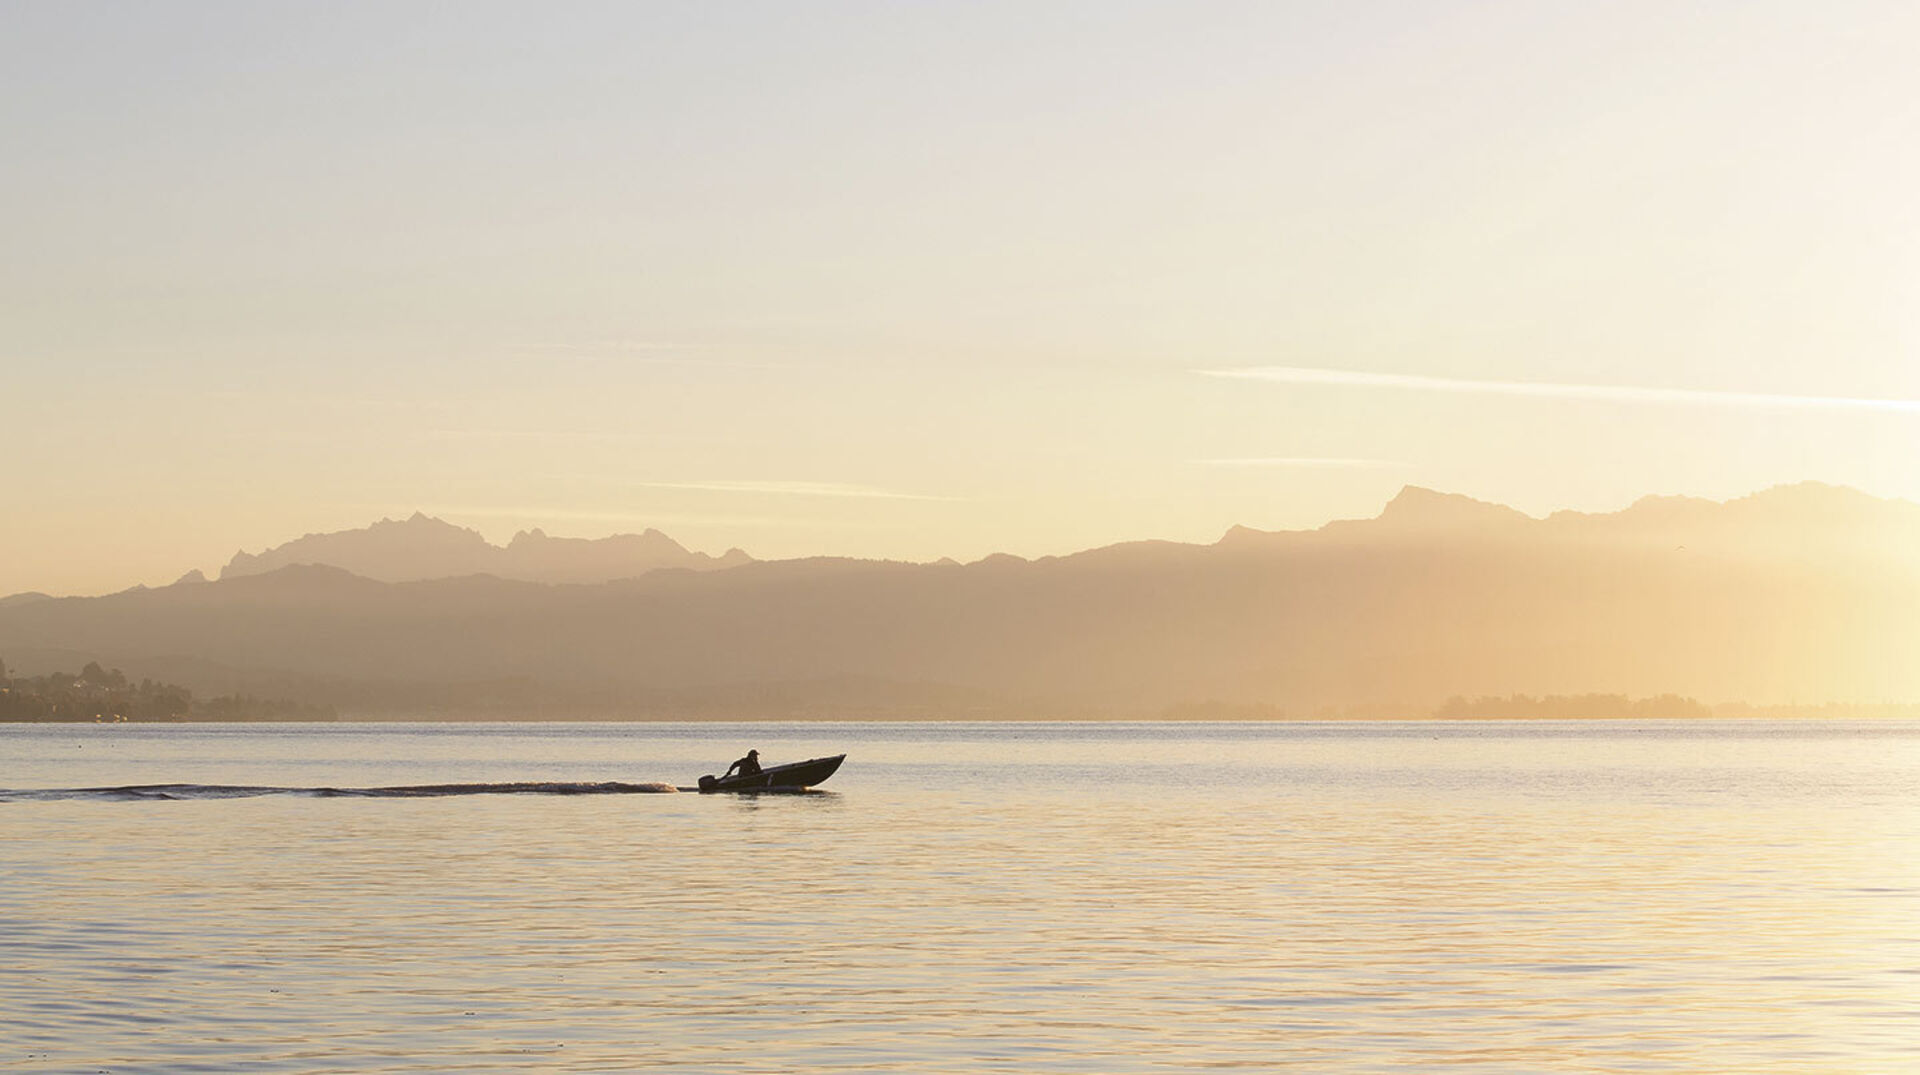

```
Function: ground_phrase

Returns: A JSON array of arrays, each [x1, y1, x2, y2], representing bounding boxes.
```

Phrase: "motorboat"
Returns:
[[697, 754, 845, 792]]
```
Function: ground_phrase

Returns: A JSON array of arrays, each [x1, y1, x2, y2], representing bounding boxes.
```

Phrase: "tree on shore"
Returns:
[[1434, 692, 1713, 719], [0, 656, 329, 722]]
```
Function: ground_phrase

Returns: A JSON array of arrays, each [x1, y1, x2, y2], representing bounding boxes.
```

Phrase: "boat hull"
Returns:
[[697, 754, 845, 793]]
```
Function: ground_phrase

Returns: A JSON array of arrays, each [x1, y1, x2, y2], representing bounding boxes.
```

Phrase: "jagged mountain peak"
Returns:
[[508, 526, 682, 549], [220, 514, 751, 584], [363, 512, 477, 532], [1378, 486, 1532, 526]]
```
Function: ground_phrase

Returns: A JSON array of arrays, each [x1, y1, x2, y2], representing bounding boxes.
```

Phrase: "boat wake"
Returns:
[[0, 781, 680, 802]]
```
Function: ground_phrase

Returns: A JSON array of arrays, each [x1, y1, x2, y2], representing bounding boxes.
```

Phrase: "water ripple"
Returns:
[[3, 720, 1917, 1072]]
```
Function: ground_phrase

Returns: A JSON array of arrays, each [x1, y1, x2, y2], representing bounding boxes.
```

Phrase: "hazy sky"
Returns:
[[5, 1, 1917, 596]]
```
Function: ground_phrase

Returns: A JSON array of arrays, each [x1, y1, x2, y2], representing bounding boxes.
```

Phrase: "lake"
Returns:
[[4, 720, 1918, 1072]]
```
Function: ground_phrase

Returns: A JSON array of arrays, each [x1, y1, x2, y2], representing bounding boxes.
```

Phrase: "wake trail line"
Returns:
[[0, 781, 681, 802]]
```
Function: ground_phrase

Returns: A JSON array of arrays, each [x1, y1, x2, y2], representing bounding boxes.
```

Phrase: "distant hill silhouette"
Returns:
[[219, 513, 752, 584], [2, 484, 1914, 718], [0, 592, 55, 608]]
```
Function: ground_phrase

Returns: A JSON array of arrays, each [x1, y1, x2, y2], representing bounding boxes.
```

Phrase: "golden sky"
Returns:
[[4, 2, 1917, 596]]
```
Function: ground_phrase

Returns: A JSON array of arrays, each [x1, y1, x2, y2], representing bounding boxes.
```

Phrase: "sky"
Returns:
[[5, 1, 1918, 596]]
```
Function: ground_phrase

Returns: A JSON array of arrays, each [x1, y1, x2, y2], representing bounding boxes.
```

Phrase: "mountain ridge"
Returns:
[[219, 513, 753, 585], [2, 482, 1913, 718]]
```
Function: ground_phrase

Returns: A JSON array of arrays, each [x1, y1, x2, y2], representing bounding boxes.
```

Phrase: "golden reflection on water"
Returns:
[[3, 721, 1918, 1072]]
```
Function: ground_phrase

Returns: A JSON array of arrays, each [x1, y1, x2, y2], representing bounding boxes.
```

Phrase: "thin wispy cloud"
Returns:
[[503, 342, 788, 370], [423, 428, 652, 443], [633, 480, 957, 502], [512, 341, 709, 353], [175, 388, 458, 412], [1197, 457, 1407, 469], [407, 505, 822, 529], [1197, 366, 1920, 413]]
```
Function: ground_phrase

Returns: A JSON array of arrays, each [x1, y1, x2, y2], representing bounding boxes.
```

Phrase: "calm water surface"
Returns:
[[4, 720, 1918, 1072]]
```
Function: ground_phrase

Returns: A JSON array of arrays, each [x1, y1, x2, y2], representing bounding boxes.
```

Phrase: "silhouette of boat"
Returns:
[[697, 754, 845, 793]]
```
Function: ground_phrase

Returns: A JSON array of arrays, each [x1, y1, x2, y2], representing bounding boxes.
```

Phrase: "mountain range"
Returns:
[[219, 513, 751, 584], [2, 483, 1914, 718]]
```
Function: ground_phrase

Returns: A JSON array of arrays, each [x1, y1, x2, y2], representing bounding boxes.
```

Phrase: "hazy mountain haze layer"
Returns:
[[1, 484, 1914, 718]]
